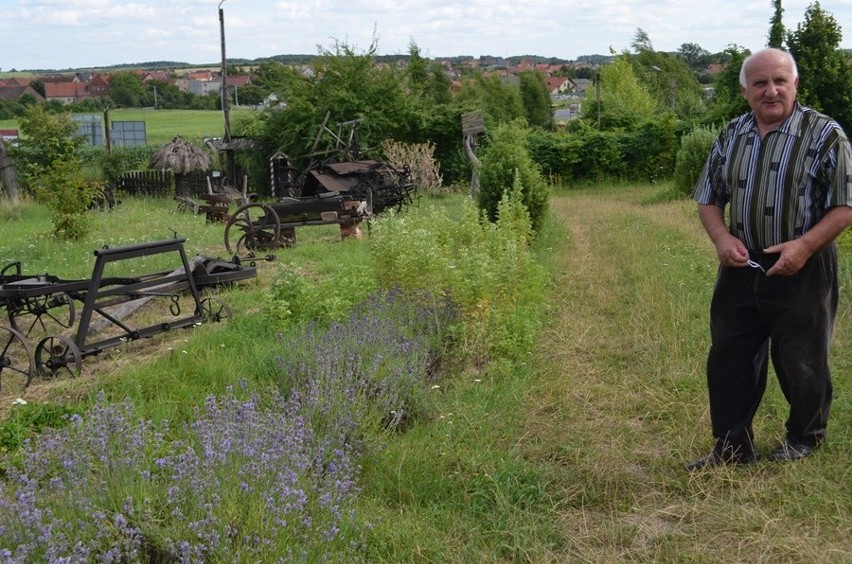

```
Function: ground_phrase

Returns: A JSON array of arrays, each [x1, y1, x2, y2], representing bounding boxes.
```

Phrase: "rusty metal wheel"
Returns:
[[8, 292, 76, 338], [0, 325, 34, 395], [224, 203, 281, 256], [35, 335, 82, 379], [197, 297, 232, 323]]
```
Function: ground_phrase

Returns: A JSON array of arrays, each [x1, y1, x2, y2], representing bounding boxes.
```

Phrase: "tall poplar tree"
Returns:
[[518, 70, 554, 129], [787, 2, 852, 132], [768, 0, 786, 48]]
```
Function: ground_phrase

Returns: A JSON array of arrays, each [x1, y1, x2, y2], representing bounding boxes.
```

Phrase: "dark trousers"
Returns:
[[706, 244, 837, 457]]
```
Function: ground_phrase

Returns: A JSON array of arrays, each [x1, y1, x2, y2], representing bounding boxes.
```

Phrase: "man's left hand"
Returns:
[[763, 239, 811, 276]]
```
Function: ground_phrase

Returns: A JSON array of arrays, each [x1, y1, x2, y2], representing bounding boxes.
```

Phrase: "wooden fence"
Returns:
[[118, 170, 220, 198], [119, 170, 173, 197]]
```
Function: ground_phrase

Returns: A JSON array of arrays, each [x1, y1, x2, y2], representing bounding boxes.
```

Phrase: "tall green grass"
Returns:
[[1, 185, 850, 561], [522, 182, 852, 562]]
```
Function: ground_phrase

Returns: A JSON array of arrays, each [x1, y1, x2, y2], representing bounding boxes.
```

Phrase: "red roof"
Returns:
[[44, 81, 89, 99]]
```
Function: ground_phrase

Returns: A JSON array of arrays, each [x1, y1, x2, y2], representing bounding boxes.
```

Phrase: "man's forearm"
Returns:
[[698, 204, 730, 244], [799, 206, 852, 253]]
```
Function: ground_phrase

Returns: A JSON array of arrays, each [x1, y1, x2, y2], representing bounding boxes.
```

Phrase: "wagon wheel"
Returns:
[[35, 335, 82, 379], [0, 325, 34, 395], [197, 297, 232, 323], [8, 292, 76, 338], [224, 203, 281, 255]]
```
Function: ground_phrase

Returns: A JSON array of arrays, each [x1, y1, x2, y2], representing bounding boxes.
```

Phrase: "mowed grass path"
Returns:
[[523, 186, 851, 561]]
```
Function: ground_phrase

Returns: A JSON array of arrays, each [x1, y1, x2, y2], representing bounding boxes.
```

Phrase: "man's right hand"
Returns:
[[716, 237, 750, 267]]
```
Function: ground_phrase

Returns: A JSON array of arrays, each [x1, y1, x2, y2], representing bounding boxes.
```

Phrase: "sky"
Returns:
[[3, 0, 852, 71]]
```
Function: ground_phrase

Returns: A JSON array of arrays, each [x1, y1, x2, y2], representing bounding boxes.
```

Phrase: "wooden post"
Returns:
[[103, 105, 112, 154], [462, 110, 485, 200], [0, 140, 20, 201]]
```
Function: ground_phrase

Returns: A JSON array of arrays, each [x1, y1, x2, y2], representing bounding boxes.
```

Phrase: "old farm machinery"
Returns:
[[224, 157, 413, 255], [0, 238, 255, 395], [193, 117, 417, 257]]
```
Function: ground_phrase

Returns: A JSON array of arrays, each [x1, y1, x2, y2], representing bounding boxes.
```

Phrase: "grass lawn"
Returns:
[[0, 108, 255, 145]]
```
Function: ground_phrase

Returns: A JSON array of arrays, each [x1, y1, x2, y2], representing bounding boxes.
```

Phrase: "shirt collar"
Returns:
[[738, 103, 806, 139]]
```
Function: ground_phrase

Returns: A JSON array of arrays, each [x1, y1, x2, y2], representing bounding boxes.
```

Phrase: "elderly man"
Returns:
[[689, 48, 852, 470]]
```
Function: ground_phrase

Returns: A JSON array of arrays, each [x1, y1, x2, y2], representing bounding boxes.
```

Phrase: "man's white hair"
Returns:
[[739, 48, 799, 87]]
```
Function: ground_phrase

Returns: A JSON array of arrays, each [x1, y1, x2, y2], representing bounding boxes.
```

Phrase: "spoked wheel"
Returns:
[[197, 298, 232, 323], [35, 335, 82, 379], [8, 292, 76, 338], [224, 203, 281, 256], [0, 325, 34, 395]]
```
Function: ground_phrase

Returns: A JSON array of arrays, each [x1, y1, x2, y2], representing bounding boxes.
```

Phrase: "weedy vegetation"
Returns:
[[0, 183, 850, 561]]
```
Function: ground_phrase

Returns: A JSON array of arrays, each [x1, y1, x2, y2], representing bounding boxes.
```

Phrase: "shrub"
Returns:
[[369, 196, 538, 364], [381, 139, 445, 194], [264, 260, 376, 329], [673, 125, 718, 196], [527, 124, 624, 184], [477, 120, 549, 233], [78, 145, 161, 187], [525, 128, 584, 185], [30, 158, 101, 240], [618, 116, 678, 183]]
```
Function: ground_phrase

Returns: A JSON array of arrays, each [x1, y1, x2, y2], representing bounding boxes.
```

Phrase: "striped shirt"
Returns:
[[693, 103, 852, 250]]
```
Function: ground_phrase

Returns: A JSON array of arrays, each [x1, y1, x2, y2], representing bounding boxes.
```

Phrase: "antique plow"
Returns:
[[0, 238, 252, 395]]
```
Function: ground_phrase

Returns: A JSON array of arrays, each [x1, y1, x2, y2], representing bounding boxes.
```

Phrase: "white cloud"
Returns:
[[3, 0, 852, 69]]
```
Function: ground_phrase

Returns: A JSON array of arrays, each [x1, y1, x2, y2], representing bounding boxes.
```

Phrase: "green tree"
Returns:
[[787, 2, 852, 132], [582, 52, 657, 128], [252, 60, 296, 92], [768, 0, 786, 48], [518, 70, 554, 129], [678, 43, 711, 71], [456, 73, 525, 126], [632, 49, 705, 118], [478, 119, 548, 233], [30, 79, 45, 98], [402, 41, 452, 105], [425, 63, 453, 105], [234, 84, 265, 107], [11, 105, 97, 239], [406, 41, 431, 97], [244, 37, 429, 191], [632, 28, 654, 52], [146, 80, 184, 109], [11, 105, 81, 183], [109, 71, 146, 107], [705, 45, 750, 124]]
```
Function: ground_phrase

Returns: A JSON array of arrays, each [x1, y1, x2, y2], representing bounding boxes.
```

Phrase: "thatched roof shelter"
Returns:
[[149, 136, 211, 174]]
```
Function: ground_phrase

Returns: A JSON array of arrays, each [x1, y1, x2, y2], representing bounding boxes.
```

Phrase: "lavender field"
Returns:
[[1, 191, 542, 560]]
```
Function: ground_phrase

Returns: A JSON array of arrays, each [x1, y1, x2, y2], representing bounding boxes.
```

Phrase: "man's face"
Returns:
[[740, 51, 799, 130]]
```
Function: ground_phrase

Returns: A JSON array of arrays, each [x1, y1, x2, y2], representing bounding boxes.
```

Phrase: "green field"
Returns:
[[0, 108, 253, 145]]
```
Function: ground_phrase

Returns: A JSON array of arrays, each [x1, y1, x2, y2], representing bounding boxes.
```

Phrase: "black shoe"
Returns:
[[686, 450, 757, 472], [768, 441, 816, 462]]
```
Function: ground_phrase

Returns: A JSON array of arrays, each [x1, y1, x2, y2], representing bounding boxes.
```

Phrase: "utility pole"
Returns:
[[595, 70, 601, 128], [219, 0, 234, 187], [219, 0, 231, 143]]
